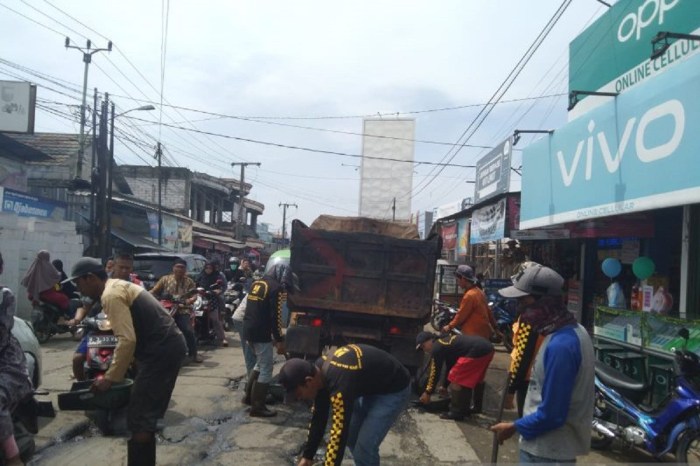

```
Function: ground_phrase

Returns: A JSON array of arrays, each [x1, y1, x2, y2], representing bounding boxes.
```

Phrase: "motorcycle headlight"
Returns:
[[97, 318, 113, 331], [193, 296, 203, 311]]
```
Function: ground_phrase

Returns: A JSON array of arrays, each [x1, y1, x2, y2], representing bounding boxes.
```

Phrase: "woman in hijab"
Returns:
[[20, 251, 69, 312], [0, 251, 34, 465]]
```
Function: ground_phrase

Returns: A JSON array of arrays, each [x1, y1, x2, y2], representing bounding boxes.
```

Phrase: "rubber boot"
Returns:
[[440, 387, 472, 421], [249, 382, 276, 417], [128, 438, 156, 466], [242, 370, 259, 405], [471, 382, 485, 414]]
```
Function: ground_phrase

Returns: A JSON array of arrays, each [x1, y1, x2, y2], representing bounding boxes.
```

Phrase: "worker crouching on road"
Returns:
[[279, 344, 411, 466], [416, 331, 494, 421]]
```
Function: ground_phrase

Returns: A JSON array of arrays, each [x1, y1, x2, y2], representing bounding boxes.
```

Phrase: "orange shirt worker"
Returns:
[[442, 265, 493, 339]]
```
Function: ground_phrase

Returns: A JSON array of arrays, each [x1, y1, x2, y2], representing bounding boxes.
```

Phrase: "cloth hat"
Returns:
[[454, 264, 477, 282], [415, 331, 437, 350], [63, 257, 105, 284], [278, 358, 316, 394], [498, 264, 564, 298]]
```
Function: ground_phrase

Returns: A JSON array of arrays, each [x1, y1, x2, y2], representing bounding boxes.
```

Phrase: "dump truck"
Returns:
[[285, 215, 440, 369]]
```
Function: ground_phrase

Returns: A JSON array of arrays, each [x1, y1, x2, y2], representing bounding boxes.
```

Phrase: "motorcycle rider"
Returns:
[[416, 331, 494, 420], [67, 256, 186, 466], [490, 264, 594, 464], [196, 262, 228, 347], [21, 250, 69, 315], [441, 265, 499, 341], [0, 251, 34, 466], [150, 260, 201, 364]]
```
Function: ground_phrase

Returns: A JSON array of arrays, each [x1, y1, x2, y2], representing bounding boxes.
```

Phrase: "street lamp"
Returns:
[[103, 103, 156, 258]]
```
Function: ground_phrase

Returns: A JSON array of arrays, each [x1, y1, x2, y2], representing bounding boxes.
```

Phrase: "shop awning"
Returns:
[[192, 231, 245, 249], [111, 228, 167, 251]]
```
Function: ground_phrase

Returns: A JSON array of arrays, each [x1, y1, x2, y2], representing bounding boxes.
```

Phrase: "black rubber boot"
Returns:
[[249, 382, 276, 417], [128, 438, 156, 466], [242, 370, 259, 405], [440, 387, 472, 421], [471, 382, 485, 414]]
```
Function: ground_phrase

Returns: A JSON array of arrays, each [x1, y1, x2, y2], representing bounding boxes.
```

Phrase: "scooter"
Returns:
[[591, 328, 700, 462], [223, 281, 245, 332], [30, 298, 80, 343], [81, 313, 119, 380], [193, 284, 220, 344], [430, 299, 458, 332], [488, 295, 517, 352]]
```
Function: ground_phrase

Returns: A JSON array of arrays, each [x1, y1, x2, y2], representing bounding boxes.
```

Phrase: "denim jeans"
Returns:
[[519, 449, 576, 465], [250, 341, 274, 383], [346, 383, 411, 466], [232, 319, 257, 373]]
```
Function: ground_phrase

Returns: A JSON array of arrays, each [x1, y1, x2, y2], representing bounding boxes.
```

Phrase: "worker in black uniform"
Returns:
[[279, 344, 411, 466], [416, 331, 494, 420]]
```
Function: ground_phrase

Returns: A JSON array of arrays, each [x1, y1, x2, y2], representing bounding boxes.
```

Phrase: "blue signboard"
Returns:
[[0, 187, 66, 220], [521, 51, 700, 229]]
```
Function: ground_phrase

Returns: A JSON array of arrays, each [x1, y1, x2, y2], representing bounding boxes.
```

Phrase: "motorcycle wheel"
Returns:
[[676, 430, 700, 464], [591, 397, 614, 450], [500, 324, 514, 353], [31, 313, 51, 344]]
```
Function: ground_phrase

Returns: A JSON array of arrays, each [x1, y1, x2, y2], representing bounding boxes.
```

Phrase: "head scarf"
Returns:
[[519, 295, 576, 336], [21, 250, 61, 298]]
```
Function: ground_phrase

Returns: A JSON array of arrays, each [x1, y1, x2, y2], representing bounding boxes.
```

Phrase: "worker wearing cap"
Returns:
[[278, 344, 411, 466], [66, 257, 186, 466], [416, 331, 494, 421], [442, 265, 495, 340], [490, 264, 594, 464]]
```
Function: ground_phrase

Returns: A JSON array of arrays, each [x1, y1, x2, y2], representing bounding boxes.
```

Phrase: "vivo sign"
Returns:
[[556, 99, 684, 186], [617, 0, 680, 42], [521, 52, 700, 229]]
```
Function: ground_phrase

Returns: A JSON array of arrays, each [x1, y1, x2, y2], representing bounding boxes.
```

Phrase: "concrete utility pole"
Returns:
[[156, 142, 163, 246], [279, 202, 298, 243], [65, 37, 111, 180], [231, 162, 261, 241], [95, 93, 110, 261]]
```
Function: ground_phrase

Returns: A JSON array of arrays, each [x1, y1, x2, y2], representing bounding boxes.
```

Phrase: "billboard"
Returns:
[[0, 81, 36, 133], [568, 0, 700, 119], [0, 186, 66, 220], [470, 198, 506, 244], [359, 119, 415, 220], [521, 51, 700, 229], [474, 137, 512, 204]]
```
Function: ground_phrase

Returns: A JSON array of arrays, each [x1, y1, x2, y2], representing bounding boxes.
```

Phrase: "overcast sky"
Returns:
[[0, 0, 607, 233]]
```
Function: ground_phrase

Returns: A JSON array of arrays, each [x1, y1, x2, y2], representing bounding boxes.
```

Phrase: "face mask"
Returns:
[[230, 265, 238, 271]]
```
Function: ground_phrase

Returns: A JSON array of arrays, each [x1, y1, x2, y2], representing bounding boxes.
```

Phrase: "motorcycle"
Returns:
[[430, 300, 458, 332], [591, 328, 700, 462], [30, 298, 80, 343], [58, 312, 133, 436], [193, 283, 224, 345], [223, 280, 245, 332], [488, 295, 517, 353]]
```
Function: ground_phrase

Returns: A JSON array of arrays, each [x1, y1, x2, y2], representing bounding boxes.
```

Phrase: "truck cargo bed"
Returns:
[[289, 218, 439, 320]]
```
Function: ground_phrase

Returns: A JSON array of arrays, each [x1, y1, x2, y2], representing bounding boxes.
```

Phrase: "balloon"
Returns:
[[632, 256, 655, 280], [601, 258, 622, 278]]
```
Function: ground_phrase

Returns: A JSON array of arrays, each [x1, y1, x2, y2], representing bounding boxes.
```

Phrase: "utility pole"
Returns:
[[156, 143, 163, 245], [392, 197, 396, 221], [95, 93, 110, 261], [65, 37, 111, 180], [279, 202, 298, 245], [106, 100, 115, 257], [231, 162, 261, 241]]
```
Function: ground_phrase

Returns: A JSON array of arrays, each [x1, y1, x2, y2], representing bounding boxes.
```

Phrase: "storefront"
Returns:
[[519, 0, 700, 383]]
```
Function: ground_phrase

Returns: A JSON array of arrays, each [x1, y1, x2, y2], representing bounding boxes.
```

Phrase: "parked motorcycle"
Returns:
[[591, 328, 700, 462], [81, 313, 119, 381], [31, 299, 80, 343], [430, 300, 457, 332], [488, 295, 517, 353]]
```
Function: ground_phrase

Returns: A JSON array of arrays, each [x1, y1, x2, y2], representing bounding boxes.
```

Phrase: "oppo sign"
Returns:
[[617, 0, 680, 42], [557, 99, 684, 187]]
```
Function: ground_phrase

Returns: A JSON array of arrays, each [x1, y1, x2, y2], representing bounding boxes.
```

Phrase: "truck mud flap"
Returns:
[[285, 326, 321, 357]]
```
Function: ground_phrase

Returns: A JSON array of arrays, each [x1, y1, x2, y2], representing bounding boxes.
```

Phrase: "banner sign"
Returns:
[[147, 213, 192, 252], [470, 198, 506, 244], [456, 217, 469, 257], [569, 0, 700, 118], [0, 187, 66, 220], [474, 138, 512, 204], [441, 221, 457, 250], [521, 52, 700, 229]]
